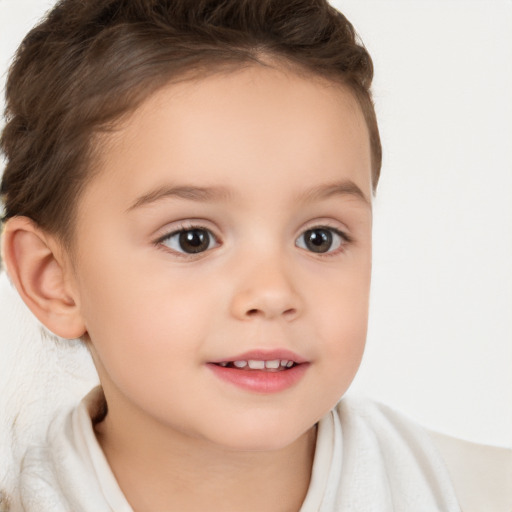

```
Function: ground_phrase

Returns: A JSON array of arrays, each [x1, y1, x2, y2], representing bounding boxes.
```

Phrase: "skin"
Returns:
[[4, 65, 373, 511]]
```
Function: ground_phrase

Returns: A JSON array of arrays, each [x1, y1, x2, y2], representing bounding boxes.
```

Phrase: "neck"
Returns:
[[94, 396, 317, 512]]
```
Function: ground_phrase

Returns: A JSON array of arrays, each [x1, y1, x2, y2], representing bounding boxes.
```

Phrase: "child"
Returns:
[[0, 0, 493, 510]]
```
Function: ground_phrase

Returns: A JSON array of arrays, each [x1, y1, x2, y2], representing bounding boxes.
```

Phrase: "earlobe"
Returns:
[[2, 216, 86, 339]]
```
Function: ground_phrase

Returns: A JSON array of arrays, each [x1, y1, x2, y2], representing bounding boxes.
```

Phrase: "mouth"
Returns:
[[212, 359, 298, 371], [207, 351, 309, 393]]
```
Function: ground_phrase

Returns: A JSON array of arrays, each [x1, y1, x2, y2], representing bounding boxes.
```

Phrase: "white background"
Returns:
[[1, 0, 511, 448]]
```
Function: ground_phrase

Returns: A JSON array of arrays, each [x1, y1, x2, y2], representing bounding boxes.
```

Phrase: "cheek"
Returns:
[[312, 262, 371, 367], [82, 280, 205, 408], [318, 299, 368, 365], [78, 252, 218, 369]]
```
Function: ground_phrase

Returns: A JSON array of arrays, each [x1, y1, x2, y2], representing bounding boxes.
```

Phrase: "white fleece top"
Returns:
[[16, 387, 461, 512]]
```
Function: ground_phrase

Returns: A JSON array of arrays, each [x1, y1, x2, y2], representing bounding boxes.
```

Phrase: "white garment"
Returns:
[[0, 272, 99, 512], [300, 398, 460, 512], [15, 387, 461, 512], [18, 388, 130, 512]]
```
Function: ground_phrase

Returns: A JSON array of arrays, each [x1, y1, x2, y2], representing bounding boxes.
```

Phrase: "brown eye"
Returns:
[[161, 227, 217, 254], [179, 229, 210, 253], [296, 227, 346, 254]]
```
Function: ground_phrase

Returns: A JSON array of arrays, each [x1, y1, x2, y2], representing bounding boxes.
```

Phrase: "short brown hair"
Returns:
[[0, 0, 381, 248]]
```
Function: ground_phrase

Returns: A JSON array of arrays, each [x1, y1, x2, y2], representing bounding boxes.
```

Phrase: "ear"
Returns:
[[2, 216, 86, 339]]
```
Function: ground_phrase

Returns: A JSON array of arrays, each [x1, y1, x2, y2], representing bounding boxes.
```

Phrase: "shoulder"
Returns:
[[14, 404, 76, 512], [427, 430, 512, 512], [18, 386, 130, 512], [311, 395, 461, 511], [335, 395, 511, 512]]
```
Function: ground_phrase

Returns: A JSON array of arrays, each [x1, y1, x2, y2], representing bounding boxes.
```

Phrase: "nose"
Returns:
[[229, 256, 303, 322]]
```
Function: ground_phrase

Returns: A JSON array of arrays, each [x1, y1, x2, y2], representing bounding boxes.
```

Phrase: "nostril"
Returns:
[[244, 307, 297, 319]]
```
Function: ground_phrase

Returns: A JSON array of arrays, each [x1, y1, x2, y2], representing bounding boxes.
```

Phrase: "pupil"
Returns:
[[305, 229, 332, 253], [179, 229, 209, 253]]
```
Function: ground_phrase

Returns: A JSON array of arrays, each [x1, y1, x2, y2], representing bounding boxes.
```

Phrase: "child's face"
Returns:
[[69, 65, 373, 450]]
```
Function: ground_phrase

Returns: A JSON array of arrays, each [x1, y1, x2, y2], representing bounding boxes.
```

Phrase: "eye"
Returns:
[[296, 226, 349, 254], [159, 226, 219, 254]]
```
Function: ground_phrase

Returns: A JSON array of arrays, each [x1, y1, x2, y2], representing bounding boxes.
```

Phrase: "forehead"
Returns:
[[83, 65, 372, 212]]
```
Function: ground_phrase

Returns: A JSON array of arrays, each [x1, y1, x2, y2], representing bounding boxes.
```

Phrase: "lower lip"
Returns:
[[207, 363, 309, 393]]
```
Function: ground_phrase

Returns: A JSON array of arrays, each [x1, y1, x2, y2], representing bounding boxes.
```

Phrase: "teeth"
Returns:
[[217, 359, 297, 369], [248, 360, 265, 370]]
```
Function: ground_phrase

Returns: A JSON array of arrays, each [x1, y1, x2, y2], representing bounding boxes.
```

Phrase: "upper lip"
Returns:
[[210, 349, 308, 364]]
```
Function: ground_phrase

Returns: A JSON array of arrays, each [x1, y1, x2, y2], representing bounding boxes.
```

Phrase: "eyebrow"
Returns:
[[127, 184, 233, 211], [127, 179, 370, 211], [296, 180, 371, 206]]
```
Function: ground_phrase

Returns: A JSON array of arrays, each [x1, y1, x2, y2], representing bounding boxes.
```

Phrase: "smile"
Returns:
[[215, 359, 296, 371], [207, 350, 309, 393]]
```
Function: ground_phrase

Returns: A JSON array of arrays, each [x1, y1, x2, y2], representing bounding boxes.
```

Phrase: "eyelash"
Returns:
[[297, 225, 352, 258], [155, 222, 352, 258], [155, 222, 220, 259]]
